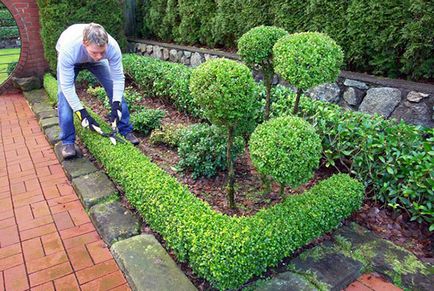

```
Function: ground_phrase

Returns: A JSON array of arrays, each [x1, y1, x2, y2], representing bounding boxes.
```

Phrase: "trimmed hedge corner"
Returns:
[[44, 74, 364, 289]]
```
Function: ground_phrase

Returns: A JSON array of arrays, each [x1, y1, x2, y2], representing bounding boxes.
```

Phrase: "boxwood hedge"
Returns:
[[44, 74, 364, 289]]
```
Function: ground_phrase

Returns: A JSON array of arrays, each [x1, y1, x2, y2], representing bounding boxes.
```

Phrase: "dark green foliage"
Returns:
[[6, 62, 17, 75], [76, 70, 99, 87], [249, 116, 322, 189], [177, 123, 244, 178], [130, 108, 165, 135], [36, 0, 126, 72], [87, 86, 110, 109], [0, 26, 19, 39], [149, 123, 187, 148], [0, 8, 16, 26], [271, 85, 434, 229]]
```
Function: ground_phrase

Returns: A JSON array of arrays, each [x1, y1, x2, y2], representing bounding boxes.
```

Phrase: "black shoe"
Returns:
[[124, 132, 139, 145], [61, 144, 76, 159]]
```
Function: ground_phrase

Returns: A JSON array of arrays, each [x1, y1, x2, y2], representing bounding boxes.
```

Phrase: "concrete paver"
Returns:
[[0, 93, 130, 290]]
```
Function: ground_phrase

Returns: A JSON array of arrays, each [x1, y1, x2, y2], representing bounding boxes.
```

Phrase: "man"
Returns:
[[56, 23, 139, 159]]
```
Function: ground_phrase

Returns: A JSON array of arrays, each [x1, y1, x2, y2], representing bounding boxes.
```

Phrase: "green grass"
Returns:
[[0, 48, 20, 84]]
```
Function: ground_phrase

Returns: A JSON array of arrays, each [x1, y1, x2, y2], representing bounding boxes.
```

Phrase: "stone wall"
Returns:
[[128, 39, 434, 128]]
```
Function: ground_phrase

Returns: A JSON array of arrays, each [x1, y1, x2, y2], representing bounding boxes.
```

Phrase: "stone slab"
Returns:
[[255, 272, 318, 291], [32, 101, 54, 116], [72, 171, 118, 209], [54, 142, 83, 163], [62, 158, 98, 180], [111, 234, 197, 291], [38, 109, 58, 120], [44, 125, 61, 145], [89, 201, 140, 246], [23, 89, 48, 105], [39, 117, 58, 129]]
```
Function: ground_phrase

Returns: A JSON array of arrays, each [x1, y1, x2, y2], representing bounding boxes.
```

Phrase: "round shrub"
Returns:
[[238, 25, 288, 69], [178, 123, 244, 178], [273, 32, 344, 90], [189, 58, 257, 128], [249, 116, 322, 188], [130, 108, 165, 135]]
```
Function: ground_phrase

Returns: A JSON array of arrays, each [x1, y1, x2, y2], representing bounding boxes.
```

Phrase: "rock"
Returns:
[[391, 101, 432, 128], [153, 46, 162, 59], [190, 52, 203, 67], [254, 272, 318, 291], [169, 49, 178, 62], [162, 48, 170, 60], [136, 43, 147, 54], [406, 91, 429, 103], [177, 50, 184, 61], [62, 158, 98, 180], [146, 45, 153, 54], [343, 87, 363, 106], [12, 76, 42, 91], [306, 83, 341, 103], [359, 87, 401, 118], [89, 201, 140, 246], [111, 235, 197, 291], [184, 51, 192, 58], [344, 79, 369, 90], [181, 56, 190, 65]]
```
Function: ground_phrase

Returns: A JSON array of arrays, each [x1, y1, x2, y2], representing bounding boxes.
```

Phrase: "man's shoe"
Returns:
[[124, 132, 139, 145], [61, 144, 76, 159]]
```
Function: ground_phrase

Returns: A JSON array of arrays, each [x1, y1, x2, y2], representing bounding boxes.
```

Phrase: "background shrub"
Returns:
[[250, 116, 322, 193], [0, 8, 16, 26], [130, 108, 165, 135], [178, 123, 244, 178], [36, 0, 126, 72], [87, 86, 110, 109], [149, 123, 187, 148]]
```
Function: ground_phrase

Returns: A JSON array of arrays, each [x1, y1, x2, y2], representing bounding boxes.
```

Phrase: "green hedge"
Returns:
[[0, 9, 16, 26], [123, 54, 433, 229], [44, 74, 364, 289], [43, 73, 58, 106], [0, 26, 19, 39], [138, 0, 433, 80], [36, 0, 126, 72]]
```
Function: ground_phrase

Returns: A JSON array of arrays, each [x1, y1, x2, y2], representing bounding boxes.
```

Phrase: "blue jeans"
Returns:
[[57, 60, 133, 145]]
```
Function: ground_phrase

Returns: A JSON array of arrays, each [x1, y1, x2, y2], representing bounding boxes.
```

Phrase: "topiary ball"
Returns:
[[237, 25, 288, 69], [189, 58, 257, 128], [273, 32, 344, 90], [249, 116, 322, 188]]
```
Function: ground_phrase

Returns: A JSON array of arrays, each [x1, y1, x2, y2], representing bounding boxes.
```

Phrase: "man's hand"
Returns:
[[75, 108, 101, 132], [110, 101, 122, 128]]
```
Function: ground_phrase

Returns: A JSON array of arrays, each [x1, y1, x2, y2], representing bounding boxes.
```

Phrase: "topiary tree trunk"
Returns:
[[226, 126, 236, 208], [263, 67, 274, 120], [293, 90, 303, 115]]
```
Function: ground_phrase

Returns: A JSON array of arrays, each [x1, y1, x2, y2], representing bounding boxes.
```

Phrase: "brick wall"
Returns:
[[0, 0, 48, 94]]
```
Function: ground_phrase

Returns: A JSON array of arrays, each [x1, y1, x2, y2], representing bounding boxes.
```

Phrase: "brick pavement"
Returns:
[[0, 93, 130, 290]]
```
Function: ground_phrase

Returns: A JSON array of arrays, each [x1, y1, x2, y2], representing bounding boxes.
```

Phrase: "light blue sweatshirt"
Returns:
[[56, 24, 124, 112]]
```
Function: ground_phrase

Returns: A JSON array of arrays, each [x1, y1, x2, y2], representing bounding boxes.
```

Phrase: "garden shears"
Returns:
[[92, 119, 125, 145]]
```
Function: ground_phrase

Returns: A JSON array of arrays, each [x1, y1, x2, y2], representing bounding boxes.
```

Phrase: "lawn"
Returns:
[[0, 47, 20, 84]]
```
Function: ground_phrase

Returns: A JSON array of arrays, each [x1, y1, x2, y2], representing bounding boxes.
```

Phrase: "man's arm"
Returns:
[[57, 51, 84, 112], [107, 43, 125, 103]]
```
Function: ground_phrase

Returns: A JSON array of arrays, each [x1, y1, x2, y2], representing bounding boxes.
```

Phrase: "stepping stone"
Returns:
[[72, 171, 118, 209], [32, 101, 54, 116], [44, 125, 61, 145], [37, 109, 58, 120], [39, 117, 58, 129], [23, 89, 48, 105], [62, 158, 98, 180], [111, 235, 197, 291], [54, 142, 83, 163], [89, 201, 140, 246], [291, 251, 362, 291], [254, 272, 319, 291]]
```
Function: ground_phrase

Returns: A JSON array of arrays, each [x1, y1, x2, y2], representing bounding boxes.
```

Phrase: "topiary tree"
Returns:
[[273, 32, 344, 114], [249, 116, 322, 196], [190, 58, 257, 208], [238, 25, 288, 120]]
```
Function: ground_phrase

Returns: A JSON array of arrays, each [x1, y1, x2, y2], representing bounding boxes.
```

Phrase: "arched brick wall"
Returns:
[[0, 0, 48, 94]]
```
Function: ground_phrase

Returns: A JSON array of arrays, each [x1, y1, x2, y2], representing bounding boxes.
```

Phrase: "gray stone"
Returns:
[[184, 51, 192, 58], [23, 89, 48, 105], [169, 49, 178, 62], [162, 48, 170, 60], [344, 79, 369, 90], [343, 87, 363, 106], [137, 43, 147, 54], [12, 76, 42, 91], [359, 87, 401, 118], [406, 91, 429, 103], [204, 53, 211, 61], [291, 252, 362, 291], [39, 117, 58, 129], [255, 272, 318, 291], [391, 101, 432, 127], [181, 56, 190, 65], [190, 52, 203, 67], [62, 158, 98, 180], [72, 171, 118, 209], [146, 45, 153, 54], [54, 142, 83, 163], [89, 201, 141, 246], [111, 235, 197, 291], [31, 101, 53, 117], [306, 83, 341, 103], [38, 110, 58, 120], [44, 125, 61, 145], [153, 46, 162, 59], [177, 51, 184, 61]]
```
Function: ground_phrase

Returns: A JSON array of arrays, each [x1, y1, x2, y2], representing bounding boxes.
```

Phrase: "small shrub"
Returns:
[[130, 108, 165, 135], [149, 123, 187, 148], [178, 123, 244, 179], [124, 87, 145, 112], [250, 116, 322, 194], [76, 70, 99, 87], [87, 86, 110, 109]]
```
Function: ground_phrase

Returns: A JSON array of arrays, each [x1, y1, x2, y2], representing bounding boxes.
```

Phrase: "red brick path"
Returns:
[[0, 93, 130, 290], [345, 273, 403, 291]]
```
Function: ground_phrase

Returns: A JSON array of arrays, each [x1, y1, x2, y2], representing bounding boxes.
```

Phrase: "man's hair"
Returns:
[[83, 23, 108, 46]]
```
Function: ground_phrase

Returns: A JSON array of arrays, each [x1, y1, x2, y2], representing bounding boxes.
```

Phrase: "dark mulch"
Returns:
[[76, 83, 433, 290]]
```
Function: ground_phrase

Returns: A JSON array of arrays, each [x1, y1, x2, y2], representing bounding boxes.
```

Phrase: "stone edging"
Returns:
[[128, 38, 434, 128]]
